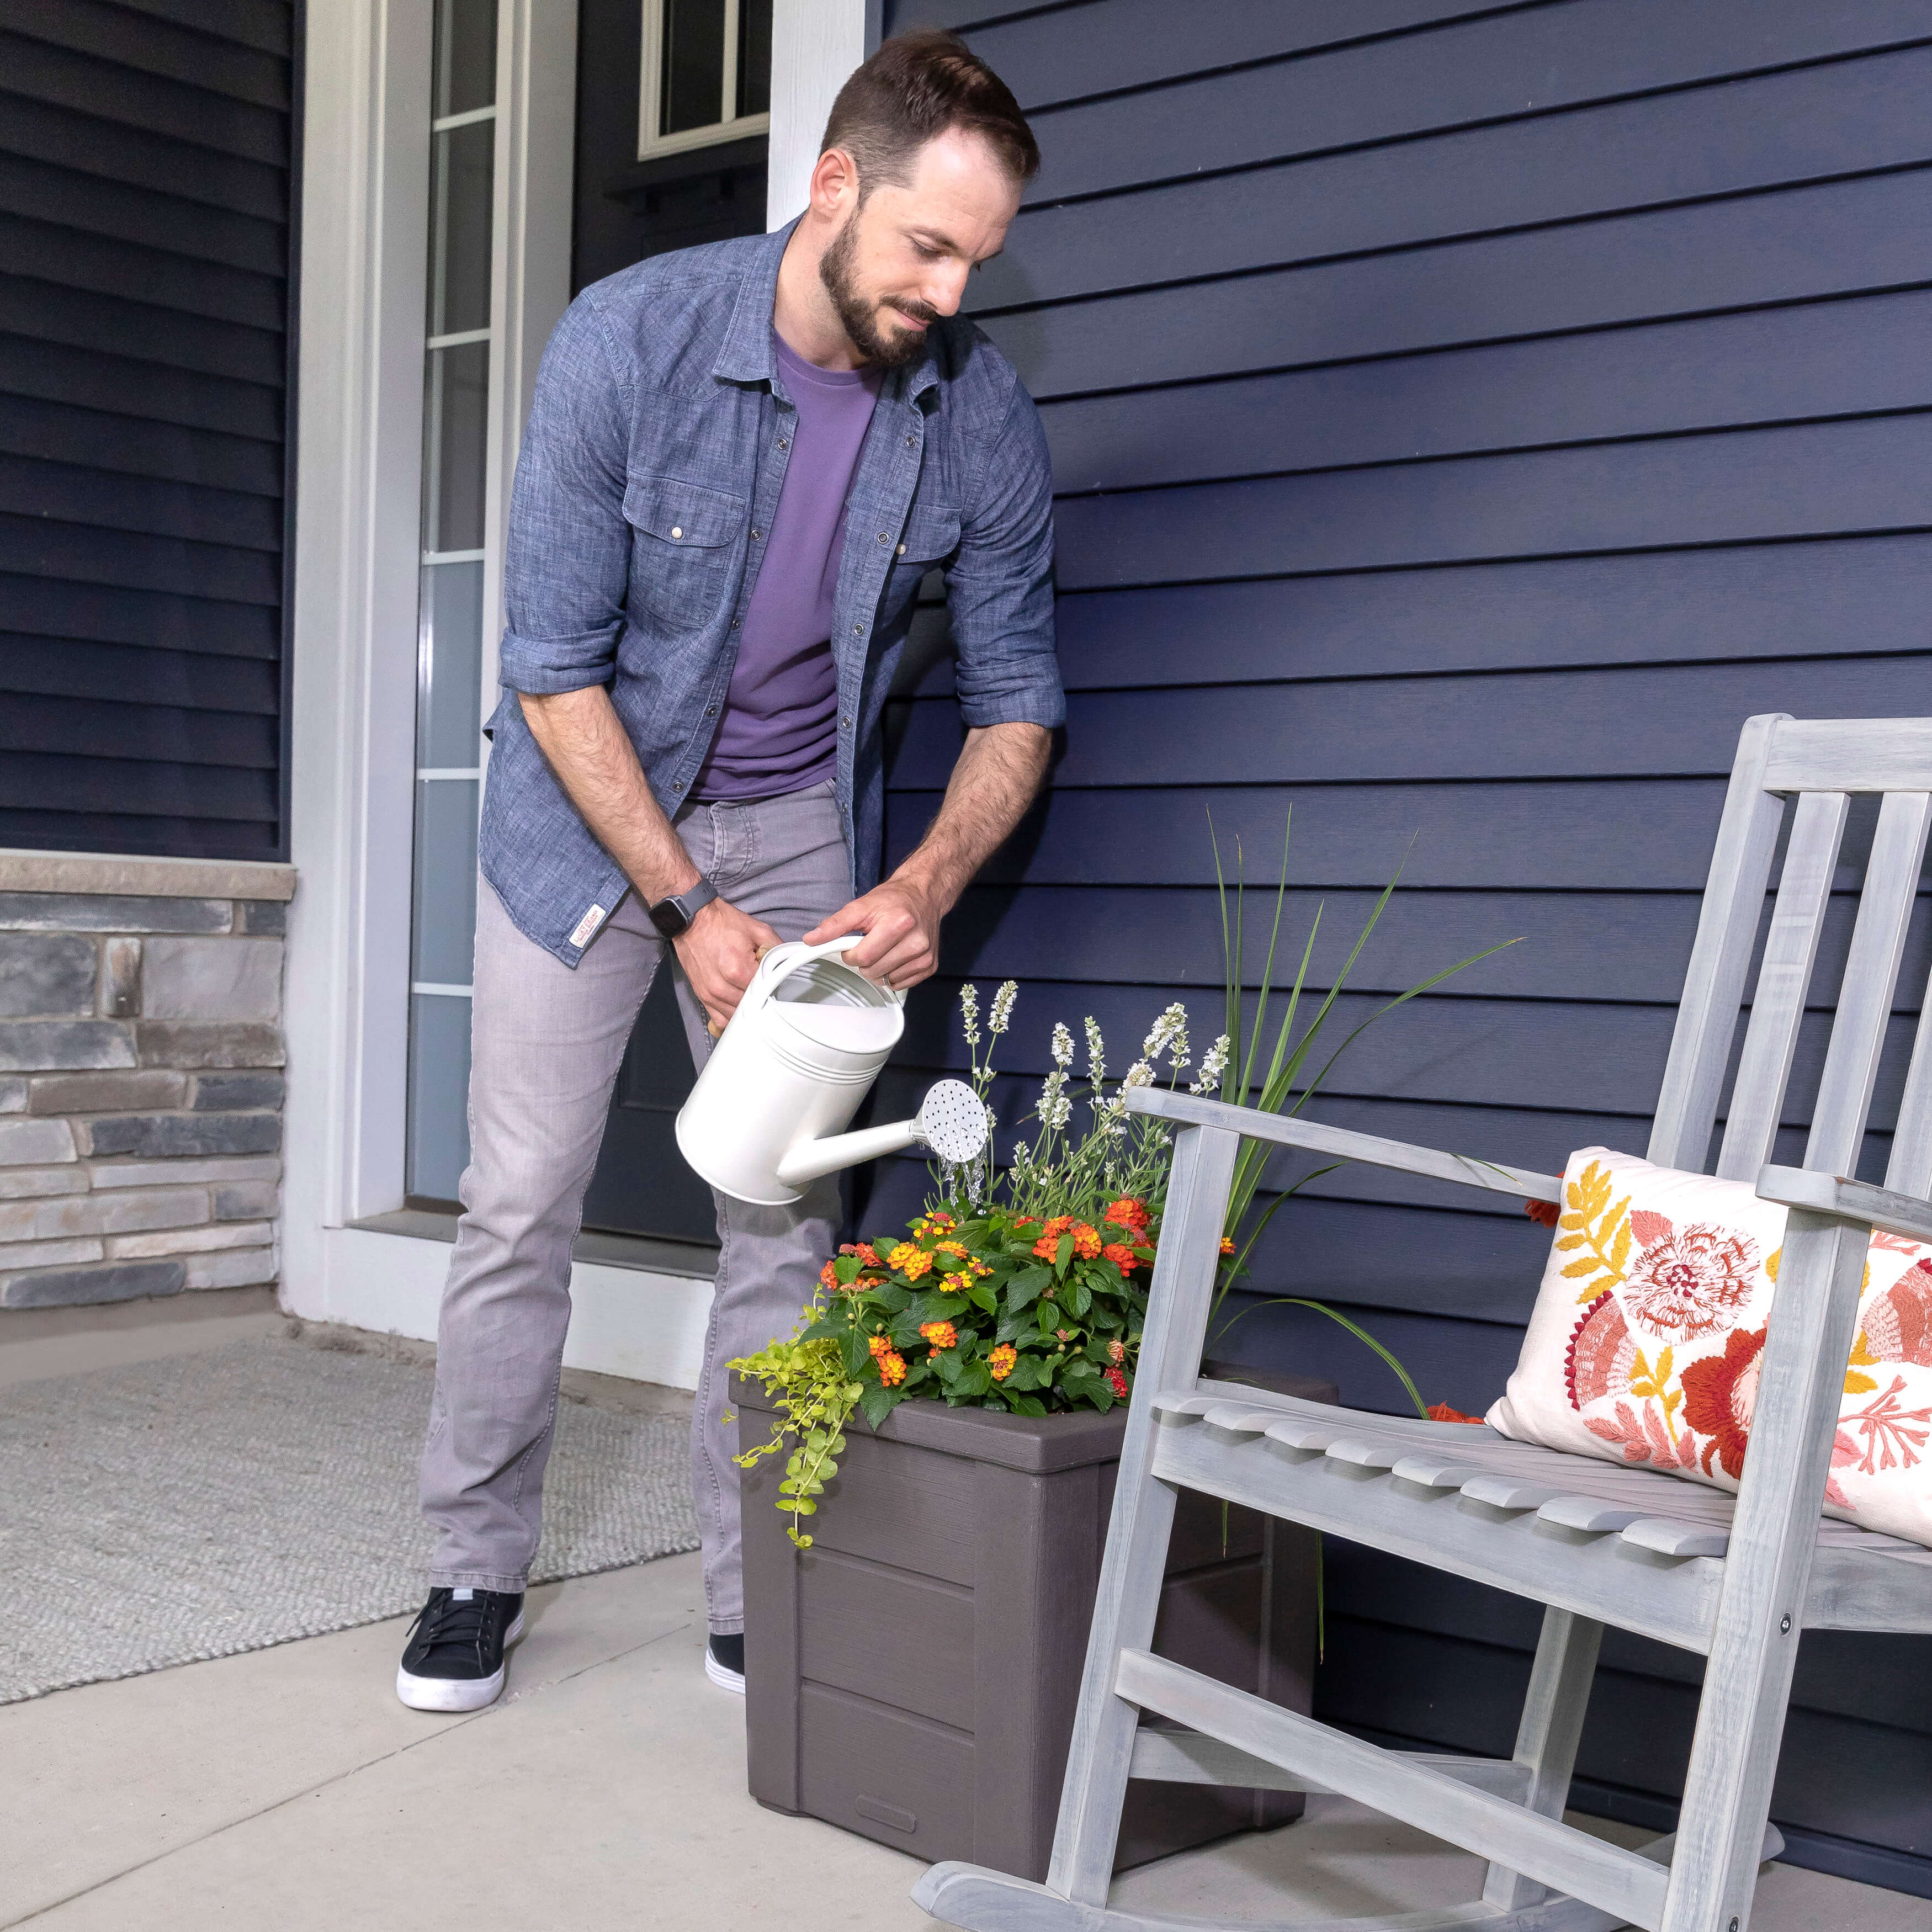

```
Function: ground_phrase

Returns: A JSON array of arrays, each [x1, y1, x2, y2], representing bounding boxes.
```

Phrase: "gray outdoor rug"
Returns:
[[0, 1335, 699, 1703]]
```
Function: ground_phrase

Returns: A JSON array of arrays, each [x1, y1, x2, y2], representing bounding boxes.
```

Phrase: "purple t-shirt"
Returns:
[[692, 333, 882, 800]]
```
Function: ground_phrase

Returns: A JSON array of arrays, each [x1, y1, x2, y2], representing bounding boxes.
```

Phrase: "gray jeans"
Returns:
[[418, 781, 849, 1633]]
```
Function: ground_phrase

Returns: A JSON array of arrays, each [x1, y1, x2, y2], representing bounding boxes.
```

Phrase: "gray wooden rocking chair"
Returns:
[[914, 714, 1932, 1932]]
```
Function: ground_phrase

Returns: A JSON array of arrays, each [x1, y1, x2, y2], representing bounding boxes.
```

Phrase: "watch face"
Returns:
[[649, 897, 688, 938]]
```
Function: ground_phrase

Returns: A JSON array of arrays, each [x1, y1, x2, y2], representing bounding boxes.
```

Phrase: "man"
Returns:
[[397, 31, 1060, 1712]]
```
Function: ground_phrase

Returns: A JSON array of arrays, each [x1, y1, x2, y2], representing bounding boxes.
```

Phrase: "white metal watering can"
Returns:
[[675, 935, 987, 1206]]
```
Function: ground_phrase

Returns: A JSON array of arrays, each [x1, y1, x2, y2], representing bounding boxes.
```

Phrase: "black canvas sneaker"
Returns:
[[396, 1586, 526, 1712], [705, 1631, 745, 1695]]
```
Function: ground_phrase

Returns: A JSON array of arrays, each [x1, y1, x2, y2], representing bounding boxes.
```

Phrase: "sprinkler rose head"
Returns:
[[917, 1079, 989, 1164]]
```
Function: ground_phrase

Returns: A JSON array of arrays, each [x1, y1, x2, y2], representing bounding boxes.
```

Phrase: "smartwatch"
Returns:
[[647, 877, 718, 939]]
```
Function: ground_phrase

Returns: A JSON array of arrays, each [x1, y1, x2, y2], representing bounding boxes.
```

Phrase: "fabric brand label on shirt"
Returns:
[[568, 904, 607, 948]]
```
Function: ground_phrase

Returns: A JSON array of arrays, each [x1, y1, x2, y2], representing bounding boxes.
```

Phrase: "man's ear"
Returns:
[[809, 146, 860, 221]]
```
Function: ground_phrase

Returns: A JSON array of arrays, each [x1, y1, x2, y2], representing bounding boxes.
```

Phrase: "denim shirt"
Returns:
[[480, 221, 1064, 967]]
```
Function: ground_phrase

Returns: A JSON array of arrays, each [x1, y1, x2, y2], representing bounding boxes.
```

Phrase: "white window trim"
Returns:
[[636, 0, 773, 162], [285, 0, 866, 1379]]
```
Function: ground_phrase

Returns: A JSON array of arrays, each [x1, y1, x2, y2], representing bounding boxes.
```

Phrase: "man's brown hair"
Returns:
[[821, 29, 1039, 197]]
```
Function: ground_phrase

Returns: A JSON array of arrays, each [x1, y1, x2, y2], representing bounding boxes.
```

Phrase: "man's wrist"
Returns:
[[647, 876, 718, 938]]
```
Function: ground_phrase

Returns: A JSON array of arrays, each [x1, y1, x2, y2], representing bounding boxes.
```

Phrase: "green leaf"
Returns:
[[1061, 1276, 1092, 1318], [1010, 1393, 1047, 1417], [1055, 1233, 1075, 1270], [1006, 1265, 1050, 1309], [968, 1284, 999, 1315], [910, 1291, 969, 1324], [838, 1328, 870, 1378], [832, 1253, 864, 1286], [954, 1361, 994, 1398], [871, 1283, 912, 1314], [858, 1382, 904, 1429]]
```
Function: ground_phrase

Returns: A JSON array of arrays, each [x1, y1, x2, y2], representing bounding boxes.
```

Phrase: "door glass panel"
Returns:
[[434, 0, 498, 118], [408, 992, 473, 1203], [417, 560, 485, 768], [410, 778, 480, 987], [423, 339, 490, 554], [429, 119, 496, 336]]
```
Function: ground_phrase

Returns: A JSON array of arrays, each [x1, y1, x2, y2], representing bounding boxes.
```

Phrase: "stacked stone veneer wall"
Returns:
[[0, 858, 294, 1310]]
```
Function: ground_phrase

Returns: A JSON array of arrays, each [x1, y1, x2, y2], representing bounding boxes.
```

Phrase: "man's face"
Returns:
[[819, 128, 1022, 368]]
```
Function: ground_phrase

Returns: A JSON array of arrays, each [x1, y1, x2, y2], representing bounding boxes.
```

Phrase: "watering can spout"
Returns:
[[773, 1079, 988, 1192]]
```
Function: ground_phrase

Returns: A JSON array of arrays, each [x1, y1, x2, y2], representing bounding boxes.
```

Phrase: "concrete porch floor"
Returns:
[[4, 1302, 1930, 1930]]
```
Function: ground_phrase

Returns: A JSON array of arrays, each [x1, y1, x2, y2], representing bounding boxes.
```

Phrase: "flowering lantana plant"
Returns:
[[730, 985, 1219, 1544]]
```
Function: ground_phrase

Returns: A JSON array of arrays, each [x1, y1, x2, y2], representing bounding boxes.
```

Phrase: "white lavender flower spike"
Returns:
[[1050, 1021, 1074, 1068], [989, 980, 1017, 1036]]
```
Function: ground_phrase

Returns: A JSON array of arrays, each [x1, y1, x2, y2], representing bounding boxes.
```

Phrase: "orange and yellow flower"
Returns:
[[868, 1333, 891, 1361], [877, 1349, 907, 1387], [933, 1238, 969, 1259], [888, 1241, 933, 1280], [1104, 1197, 1150, 1235], [920, 1320, 958, 1352], [969, 1257, 995, 1277], [940, 1270, 973, 1294], [1102, 1243, 1139, 1274], [1032, 1233, 1061, 1259], [1219, 1236, 1236, 1255], [1108, 1339, 1127, 1364], [819, 1259, 841, 1291], [989, 1343, 1017, 1381], [841, 1241, 883, 1268], [1070, 1223, 1102, 1259]]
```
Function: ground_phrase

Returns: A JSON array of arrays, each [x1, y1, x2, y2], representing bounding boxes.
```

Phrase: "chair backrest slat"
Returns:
[[1648, 714, 1790, 1171], [1713, 790, 1850, 1182], [1886, 979, 1932, 1198], [1805, 792, 1932, 1177], [1762, 719, 1932, 793]]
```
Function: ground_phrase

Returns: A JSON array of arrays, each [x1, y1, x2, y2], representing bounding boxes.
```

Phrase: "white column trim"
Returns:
[[286, 0, 431, 1283], [766, 0, 871, 231]]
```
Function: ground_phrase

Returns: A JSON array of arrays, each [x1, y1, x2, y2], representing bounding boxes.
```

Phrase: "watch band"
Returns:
[[647, 876, 718, 938]]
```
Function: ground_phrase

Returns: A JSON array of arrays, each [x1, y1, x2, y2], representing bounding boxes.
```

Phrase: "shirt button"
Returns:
[[897, 544, 906, 556], [841, 716, 852, 728], [705, 705, 718, 717], [777, 438, 789, 450], [751, 528, 762, 540], [852, 623, 862, 635], [731, 618, 741, 629], [877, 532, 888, 544], [904, 435, 915, 448], [671, 526, 683, 540], [672, 780, 685, 792]]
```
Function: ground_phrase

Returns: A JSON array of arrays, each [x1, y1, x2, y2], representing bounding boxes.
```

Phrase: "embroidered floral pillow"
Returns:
[[1488, 1146, 1932, 1547]]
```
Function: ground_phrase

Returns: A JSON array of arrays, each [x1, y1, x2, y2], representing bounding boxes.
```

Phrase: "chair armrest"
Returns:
[[1127, 1087, 1561, 1203], [1756, 1165, 1932, 1246]]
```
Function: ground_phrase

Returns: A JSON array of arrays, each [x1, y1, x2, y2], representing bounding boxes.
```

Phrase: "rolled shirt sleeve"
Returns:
[[943, 376, 1064, 731], [498, 291, 634, 696]]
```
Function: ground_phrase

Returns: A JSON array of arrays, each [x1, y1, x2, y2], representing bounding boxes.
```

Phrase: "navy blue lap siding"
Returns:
[[0, 0, 296, 859], [879, 0, 1932, 1892]]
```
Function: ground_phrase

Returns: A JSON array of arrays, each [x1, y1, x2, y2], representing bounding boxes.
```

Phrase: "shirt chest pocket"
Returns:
[[623, 473, 743, 633], [886, 503, 961, 601]]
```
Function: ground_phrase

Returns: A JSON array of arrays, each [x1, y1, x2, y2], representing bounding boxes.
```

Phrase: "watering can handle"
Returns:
[[753, 934, 906, 1004]]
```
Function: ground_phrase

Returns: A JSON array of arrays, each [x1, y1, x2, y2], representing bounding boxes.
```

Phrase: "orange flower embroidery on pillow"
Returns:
[[1680, 1325, 1766, 1479]]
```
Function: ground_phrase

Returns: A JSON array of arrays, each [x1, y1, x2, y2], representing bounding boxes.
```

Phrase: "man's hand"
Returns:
[[675, 896, 782, 1033], [806, 875, 943, 991], [804, 721, 1050, 992]]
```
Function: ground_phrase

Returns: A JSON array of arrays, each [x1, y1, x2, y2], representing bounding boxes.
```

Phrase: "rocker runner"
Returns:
[[398, 33, 1061, 1711]]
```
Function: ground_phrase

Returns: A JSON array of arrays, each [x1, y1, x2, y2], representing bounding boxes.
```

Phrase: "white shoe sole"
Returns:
[[396, 1609, 526, 1712], [704, 1647, 746, 1696]]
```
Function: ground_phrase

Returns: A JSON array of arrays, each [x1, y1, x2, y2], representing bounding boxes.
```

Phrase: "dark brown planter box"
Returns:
[[738, 1361, 1335, 1883]]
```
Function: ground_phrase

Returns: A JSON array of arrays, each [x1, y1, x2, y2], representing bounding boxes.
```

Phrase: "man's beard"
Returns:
[[819, 214, 938, 369]]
